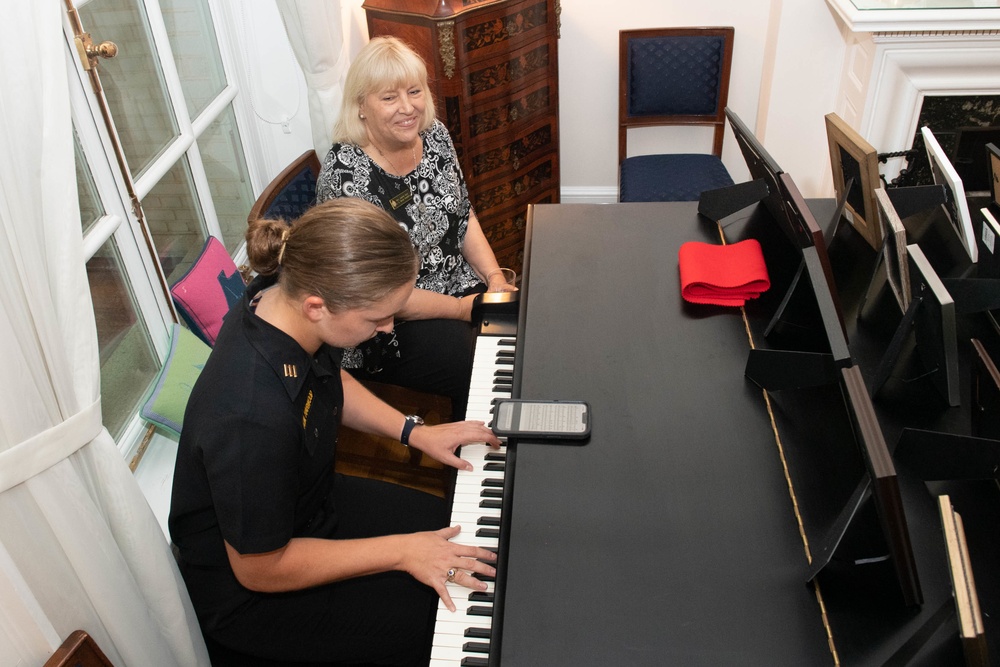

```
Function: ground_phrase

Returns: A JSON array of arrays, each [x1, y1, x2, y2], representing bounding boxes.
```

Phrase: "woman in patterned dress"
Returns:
[[316, 36, 514, 419]]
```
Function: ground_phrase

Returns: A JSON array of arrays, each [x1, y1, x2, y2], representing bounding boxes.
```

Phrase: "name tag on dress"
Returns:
[[389, 188, 413, 210]]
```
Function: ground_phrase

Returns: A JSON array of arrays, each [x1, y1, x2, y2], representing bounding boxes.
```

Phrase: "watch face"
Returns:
[[408, 415, 425, 425]]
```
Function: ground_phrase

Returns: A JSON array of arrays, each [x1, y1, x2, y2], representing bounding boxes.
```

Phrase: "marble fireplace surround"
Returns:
[[829, 0, 1000, 181]]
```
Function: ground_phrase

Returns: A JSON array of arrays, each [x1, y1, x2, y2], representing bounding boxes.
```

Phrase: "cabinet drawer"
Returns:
[[443, 77, 556, 163], [462, 38, 554, 106], [471, 157, 555, 213], [458, 0, 554, 64], [467, 77, 556, 142], [467, 118, 555, 181], [479, 188, 558, 273]]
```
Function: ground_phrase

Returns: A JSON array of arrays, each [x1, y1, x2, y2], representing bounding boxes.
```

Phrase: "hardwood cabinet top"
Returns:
[[363, 0, 511, 20]]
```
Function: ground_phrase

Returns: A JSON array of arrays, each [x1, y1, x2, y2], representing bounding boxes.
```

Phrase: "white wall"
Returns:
[[558, 0, 847, 201], [234, 0, 849, 201]]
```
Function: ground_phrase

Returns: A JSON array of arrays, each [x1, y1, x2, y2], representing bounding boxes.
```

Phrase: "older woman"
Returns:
[[316, 36, 513, 419]]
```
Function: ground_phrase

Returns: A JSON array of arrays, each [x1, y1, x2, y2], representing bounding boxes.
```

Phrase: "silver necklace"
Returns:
[[374, 142, 417, 176], [372, 141, 425, 215]]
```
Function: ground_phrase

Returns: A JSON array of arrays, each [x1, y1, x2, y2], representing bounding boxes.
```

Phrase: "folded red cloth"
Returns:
[[678, 239, 770, 306]]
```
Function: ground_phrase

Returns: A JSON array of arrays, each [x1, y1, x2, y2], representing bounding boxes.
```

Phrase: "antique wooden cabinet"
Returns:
[[362, 0, 561, 273]]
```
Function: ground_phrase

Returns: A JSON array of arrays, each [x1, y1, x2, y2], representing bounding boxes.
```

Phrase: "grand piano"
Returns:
[[431, 200, 835, 665]]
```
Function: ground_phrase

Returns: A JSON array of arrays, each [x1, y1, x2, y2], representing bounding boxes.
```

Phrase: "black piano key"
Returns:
[[496, 358, 514, 366], [460, 658, 489, 667], [492, 383, 511, 392], [469, 591, 495, 603], [481, 478, 504, 487], [464, 627, 491, 639], [476, 527, 500, 539], [498, 338, 516, 346], [468, 605, 494, 617], [480, 488, 502, 498], [480, 498, 502, 509], [463, 641, 491, 654], [478, 516, 501, 526], [484, 453, 505, 462], [496, 349, 515, 358]]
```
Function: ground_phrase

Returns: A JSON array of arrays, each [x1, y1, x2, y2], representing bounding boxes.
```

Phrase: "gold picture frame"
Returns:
[[825, 113, 882, 250]]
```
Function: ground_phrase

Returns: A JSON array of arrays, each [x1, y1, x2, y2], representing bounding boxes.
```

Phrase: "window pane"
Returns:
[[88, 238, 158, 439], [79, 0, 179, 178], [159, 0, 227, 119], [199, 106, 255, 253], [144, 156, 208, 282], [74, 129, 105, 235]]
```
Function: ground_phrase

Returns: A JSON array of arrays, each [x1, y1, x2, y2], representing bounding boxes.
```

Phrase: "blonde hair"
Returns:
[[332, 37, 437, 146], [246, 198, 418, 311]]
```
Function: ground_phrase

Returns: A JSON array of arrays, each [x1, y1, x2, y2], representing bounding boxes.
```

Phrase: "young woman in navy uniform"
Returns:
[[169, 198, 501, 666]]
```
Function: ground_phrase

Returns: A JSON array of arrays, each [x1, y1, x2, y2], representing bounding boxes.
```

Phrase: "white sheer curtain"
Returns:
[[0, 4, 208, 665], [276, 0, 368, 158]]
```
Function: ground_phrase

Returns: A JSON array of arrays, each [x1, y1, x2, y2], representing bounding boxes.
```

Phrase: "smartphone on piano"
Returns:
[[491, 399, 591, 441]]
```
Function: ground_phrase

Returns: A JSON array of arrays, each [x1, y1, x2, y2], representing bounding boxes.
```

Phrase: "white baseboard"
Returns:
[[560, 186, 618, 204]]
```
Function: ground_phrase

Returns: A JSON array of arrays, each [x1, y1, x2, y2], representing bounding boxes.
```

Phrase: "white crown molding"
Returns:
[[858, 34, 1000, 179], [826, 0, 1000, 33]]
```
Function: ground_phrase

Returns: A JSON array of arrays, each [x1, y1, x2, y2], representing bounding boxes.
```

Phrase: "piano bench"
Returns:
[[335, 380, 455, 499]]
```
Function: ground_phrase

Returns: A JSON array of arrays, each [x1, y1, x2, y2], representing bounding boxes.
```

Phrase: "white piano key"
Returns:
[[432, 616, 491, 634], [437, 594, 494, 615]]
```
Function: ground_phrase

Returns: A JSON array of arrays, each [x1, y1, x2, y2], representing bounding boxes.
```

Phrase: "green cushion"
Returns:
[[140, 324, 211, 435]]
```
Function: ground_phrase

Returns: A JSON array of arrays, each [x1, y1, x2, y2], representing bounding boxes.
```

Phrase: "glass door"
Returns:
[[64, 0, 254, 454]]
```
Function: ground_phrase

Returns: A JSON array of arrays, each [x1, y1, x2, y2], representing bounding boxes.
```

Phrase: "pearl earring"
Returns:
[[359, 113, 365, 119]]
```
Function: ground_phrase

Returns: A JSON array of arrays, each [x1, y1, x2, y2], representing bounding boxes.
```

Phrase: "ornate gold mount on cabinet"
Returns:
[[438, 21, 457, 78]]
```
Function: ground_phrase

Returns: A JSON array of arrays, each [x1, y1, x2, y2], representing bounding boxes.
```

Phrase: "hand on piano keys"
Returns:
[[405, 420, 502, 472], [403, 525, 497, 614]]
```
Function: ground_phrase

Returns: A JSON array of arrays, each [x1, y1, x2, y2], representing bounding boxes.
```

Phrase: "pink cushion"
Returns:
[[169, 237, 245, 346]]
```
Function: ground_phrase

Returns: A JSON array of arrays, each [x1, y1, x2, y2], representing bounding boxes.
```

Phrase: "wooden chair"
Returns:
[[44, 630, 114, 667], [248, 151, 455, 497], [247, 149, 322, 223], [618, 27, 736, 202]]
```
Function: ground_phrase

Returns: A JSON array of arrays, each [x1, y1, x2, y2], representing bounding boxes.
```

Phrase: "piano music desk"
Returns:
[[493, 202, 833, 665]]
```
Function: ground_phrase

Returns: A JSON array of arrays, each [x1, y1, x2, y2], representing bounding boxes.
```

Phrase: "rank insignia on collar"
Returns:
[[283, 364, 298, 378]]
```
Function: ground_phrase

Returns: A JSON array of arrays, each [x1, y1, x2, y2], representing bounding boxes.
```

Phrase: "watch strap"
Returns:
[[400, 415, 422, 446]]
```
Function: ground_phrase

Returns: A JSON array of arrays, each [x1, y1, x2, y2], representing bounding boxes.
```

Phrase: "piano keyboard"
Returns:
[[430, 334, 516, 666]]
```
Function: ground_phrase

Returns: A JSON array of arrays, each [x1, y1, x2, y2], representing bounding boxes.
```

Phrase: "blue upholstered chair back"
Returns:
[[618, 27, 734, 165], [626, 34, 727, 119], [248, 150, 322, 224]]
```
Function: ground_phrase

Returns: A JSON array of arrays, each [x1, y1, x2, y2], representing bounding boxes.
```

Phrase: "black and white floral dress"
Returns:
[[316, 119, 484, 371]]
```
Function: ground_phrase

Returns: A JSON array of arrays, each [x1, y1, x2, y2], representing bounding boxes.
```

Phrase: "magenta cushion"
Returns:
[[169, 237, 245, 346]]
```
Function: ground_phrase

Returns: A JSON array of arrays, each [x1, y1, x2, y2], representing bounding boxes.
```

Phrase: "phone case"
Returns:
[[490, 399, 591, 440]]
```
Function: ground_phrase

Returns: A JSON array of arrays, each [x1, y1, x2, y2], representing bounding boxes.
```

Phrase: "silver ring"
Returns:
[[446, 568, 457, 582]]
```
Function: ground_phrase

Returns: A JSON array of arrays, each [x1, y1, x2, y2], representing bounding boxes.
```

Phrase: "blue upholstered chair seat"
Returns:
[[619, 153, 734, 202]]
